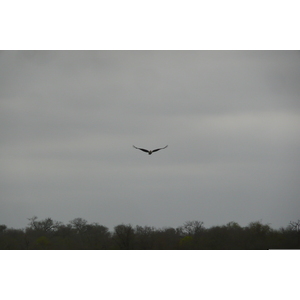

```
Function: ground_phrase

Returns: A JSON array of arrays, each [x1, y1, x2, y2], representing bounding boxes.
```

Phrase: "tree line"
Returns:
[[0, 217, 299, 250]]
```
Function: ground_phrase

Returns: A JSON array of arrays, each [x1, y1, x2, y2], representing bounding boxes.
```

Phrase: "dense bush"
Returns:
[[0, 217, 299, 250]]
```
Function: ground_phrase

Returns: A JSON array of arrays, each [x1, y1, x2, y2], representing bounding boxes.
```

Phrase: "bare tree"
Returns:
[[27, 216, 56, 233], [289, 219, 300, 247], [289, 219, 300, 232], [113, 224, 135, 250], [69, 218, 88, 234], [180, 220, 204, 236]]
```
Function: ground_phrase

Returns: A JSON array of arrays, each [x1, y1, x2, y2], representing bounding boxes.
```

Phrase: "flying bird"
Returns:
[[133, 145, 168, 155]]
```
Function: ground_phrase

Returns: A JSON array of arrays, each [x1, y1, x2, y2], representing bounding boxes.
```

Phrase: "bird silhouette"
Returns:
[[133, 145, 168, 155]]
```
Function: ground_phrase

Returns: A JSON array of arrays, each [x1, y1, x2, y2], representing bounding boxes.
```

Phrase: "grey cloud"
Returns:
[[1, 51, 299, 230]]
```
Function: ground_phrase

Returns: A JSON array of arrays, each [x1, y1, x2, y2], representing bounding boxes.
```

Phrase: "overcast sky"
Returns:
[[1, 50, 300, 230]]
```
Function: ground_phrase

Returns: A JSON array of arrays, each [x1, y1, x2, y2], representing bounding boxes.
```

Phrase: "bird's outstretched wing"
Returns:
[[151, 145, 168, 153], [133, 145, 150, 153]]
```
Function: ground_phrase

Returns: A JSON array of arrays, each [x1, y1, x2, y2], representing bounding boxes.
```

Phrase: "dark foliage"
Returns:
[[0, 217, 299, 250]]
